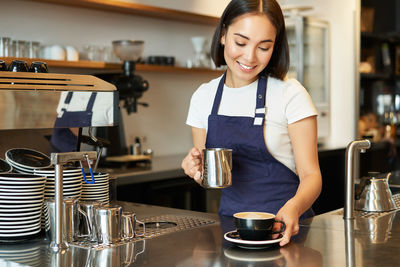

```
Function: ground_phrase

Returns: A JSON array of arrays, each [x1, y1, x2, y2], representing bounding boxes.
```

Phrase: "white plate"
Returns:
[[0, 173, 46, 181], [0, 191, 43, 196], [0, 187, 44, 193], [44, 193, 80, 198], [82, 181, 109, 188], [82, 187, 109, 192], [0, 174, 45, 181], [5, 148, 51, 169], [0, 227, 41, 237], [45, 176, 83, 181], [0, 184, 45, 190], [34, 168, 81, 174], [82, 183, 108, 188], [0, 210, 41, 217], [0, 222, 41, 232], [45, 180, 82, 185], [224, 231, 283, 249], [81, 188, 108, 194], [81, 195, 110, 198], [0, 205, 42, 216], [45, 186, 81, 192], [0, 180, 45, 185], [0, 219, 40, 229], [0, 202, 43, 209], [0, 198, 43, 204], [80, 197, 109, 201], [0, 193, 43, 203]]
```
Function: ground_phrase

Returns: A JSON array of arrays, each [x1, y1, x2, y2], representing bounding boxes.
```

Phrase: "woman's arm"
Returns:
[[181, 127, 207, 184], [277, 115, 322, 246]]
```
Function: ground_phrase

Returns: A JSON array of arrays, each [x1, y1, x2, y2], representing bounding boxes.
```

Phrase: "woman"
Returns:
[[181, 0, 322, 246]]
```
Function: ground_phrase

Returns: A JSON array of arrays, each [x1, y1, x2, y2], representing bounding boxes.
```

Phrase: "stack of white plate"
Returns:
[[0, 173, 46, 241], [34, 167, 83, 199], [81, 172, 109, 205], [34, 167, 82, 230], [5, 148, 51, 174]]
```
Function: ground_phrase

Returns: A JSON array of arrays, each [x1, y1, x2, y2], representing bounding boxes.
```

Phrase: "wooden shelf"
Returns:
[[28, 0, 219, 26], [1, 57, 223, 75]]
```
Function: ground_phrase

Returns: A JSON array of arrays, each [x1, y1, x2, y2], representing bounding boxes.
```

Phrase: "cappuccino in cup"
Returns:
[[233, 211, 285, 241]]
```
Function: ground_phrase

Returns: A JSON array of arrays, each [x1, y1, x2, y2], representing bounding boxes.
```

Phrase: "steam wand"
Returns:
[[50, 151, 97, 252]]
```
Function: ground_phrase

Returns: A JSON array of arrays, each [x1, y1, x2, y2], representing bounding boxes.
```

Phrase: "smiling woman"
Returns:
[[181, 0, 321, 247]]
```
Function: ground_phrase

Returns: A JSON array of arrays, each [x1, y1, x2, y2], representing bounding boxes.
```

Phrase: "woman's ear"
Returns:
[[220, 26, 226, 46]]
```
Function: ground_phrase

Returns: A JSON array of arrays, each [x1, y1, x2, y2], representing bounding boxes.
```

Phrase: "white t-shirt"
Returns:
[[186, 74, 317, 173]]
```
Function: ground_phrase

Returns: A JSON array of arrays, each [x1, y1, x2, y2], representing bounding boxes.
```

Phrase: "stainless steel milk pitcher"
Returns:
[[201, 148, 232, 189]]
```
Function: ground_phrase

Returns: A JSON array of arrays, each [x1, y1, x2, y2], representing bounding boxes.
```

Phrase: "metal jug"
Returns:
[[201, 148, 232, 189], [355, 172, 396, 212]]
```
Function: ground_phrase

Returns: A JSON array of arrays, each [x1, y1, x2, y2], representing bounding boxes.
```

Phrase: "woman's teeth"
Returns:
[[238, 62, 255, 70]]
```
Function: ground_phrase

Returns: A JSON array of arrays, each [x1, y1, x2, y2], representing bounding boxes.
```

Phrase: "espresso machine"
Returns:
[[93, 40, 149, 160]]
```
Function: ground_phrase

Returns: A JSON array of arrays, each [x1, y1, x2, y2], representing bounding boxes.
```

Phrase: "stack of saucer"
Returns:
[[81, 172, 109, 205], [5, 148, 51, 174], [34, 167, 82, 199], [34, 167, 82, 229], [0, 173, 46, 241]]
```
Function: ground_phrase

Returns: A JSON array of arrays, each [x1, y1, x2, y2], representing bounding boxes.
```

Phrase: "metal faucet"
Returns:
[[50, 151, 97, 252], [344, 139, 371, 220]]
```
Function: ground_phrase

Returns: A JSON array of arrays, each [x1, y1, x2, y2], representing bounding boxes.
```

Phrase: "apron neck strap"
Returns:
[[211, 73, 268, 116]]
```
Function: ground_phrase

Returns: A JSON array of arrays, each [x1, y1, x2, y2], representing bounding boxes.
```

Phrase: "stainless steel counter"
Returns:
[[1, 201, 400, 266]]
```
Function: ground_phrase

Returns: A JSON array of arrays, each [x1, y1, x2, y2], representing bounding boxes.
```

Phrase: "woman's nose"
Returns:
[[243, 47, 257, 62]]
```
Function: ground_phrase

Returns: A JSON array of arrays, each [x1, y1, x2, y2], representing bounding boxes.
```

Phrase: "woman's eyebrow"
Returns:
[[234, 33, 274, 43]]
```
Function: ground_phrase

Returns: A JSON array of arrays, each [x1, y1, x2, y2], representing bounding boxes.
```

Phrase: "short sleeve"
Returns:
[[284, 80, 318, 124], [186, 83, 211, 130]]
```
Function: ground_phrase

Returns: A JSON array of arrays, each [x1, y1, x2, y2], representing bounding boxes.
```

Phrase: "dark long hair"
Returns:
[[210, 0, 289, 80]]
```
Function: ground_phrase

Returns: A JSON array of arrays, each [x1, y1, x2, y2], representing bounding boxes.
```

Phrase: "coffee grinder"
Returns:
[[94, 40, 149, 159]]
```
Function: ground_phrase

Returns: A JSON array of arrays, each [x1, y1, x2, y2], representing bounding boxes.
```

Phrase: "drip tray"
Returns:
[[132, 214, 215, 241], [331, 193, 400, 219], [142, 221, 178, 229]]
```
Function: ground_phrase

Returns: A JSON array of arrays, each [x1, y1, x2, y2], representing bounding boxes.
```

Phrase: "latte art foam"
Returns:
[[234, 212, 275, 220]]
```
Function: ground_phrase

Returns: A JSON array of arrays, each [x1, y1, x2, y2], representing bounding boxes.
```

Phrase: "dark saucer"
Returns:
[[224, 230, 283, 249]]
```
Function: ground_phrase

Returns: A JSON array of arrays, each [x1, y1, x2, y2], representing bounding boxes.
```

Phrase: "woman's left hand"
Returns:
[[275, 200, 301, 246]]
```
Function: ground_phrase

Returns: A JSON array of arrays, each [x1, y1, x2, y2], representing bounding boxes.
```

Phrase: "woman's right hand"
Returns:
[[181, 147, 203, 185]]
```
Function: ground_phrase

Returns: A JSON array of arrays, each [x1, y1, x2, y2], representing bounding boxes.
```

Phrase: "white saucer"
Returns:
[[224, 231, 283, 249], [0, 184, 45, 189], [0, 228, 41, 237]]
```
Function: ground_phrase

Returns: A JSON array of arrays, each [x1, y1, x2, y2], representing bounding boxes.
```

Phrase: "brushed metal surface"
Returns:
[[1, 201, 400, 266]]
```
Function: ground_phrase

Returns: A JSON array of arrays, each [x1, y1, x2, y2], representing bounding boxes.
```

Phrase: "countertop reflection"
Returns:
[[1, 201, 400, 266]]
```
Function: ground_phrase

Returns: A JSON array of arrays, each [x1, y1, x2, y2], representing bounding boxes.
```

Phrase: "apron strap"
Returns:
[[211, 73, 226, 115], [254, 75, 268, 126], [210, 73, 268, 126]]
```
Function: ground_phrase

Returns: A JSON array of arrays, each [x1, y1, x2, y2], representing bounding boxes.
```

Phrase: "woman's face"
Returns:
[[221, 13, 276, 88]]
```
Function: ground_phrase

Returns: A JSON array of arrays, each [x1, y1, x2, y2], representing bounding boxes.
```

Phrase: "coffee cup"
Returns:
[[233, 212, 286, 241]]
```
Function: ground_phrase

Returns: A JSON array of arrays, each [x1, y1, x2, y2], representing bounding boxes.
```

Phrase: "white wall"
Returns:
[[0, 0, 357, 156], [282, 0, 358, 147]]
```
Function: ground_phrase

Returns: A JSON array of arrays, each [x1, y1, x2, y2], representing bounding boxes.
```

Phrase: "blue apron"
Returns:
[[50, 92, 97, 152], [205, 74, 314, 220]]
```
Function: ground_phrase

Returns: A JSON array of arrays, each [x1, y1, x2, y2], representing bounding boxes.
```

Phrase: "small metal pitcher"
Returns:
[[95, 205, 123, 245], [45, 197, 89, 243], [201, 148, 232, 189]]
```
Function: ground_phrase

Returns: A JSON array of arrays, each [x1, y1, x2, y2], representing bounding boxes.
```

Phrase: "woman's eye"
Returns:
[[259, 47, 270, 51], [235, 42, 245, 47]]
